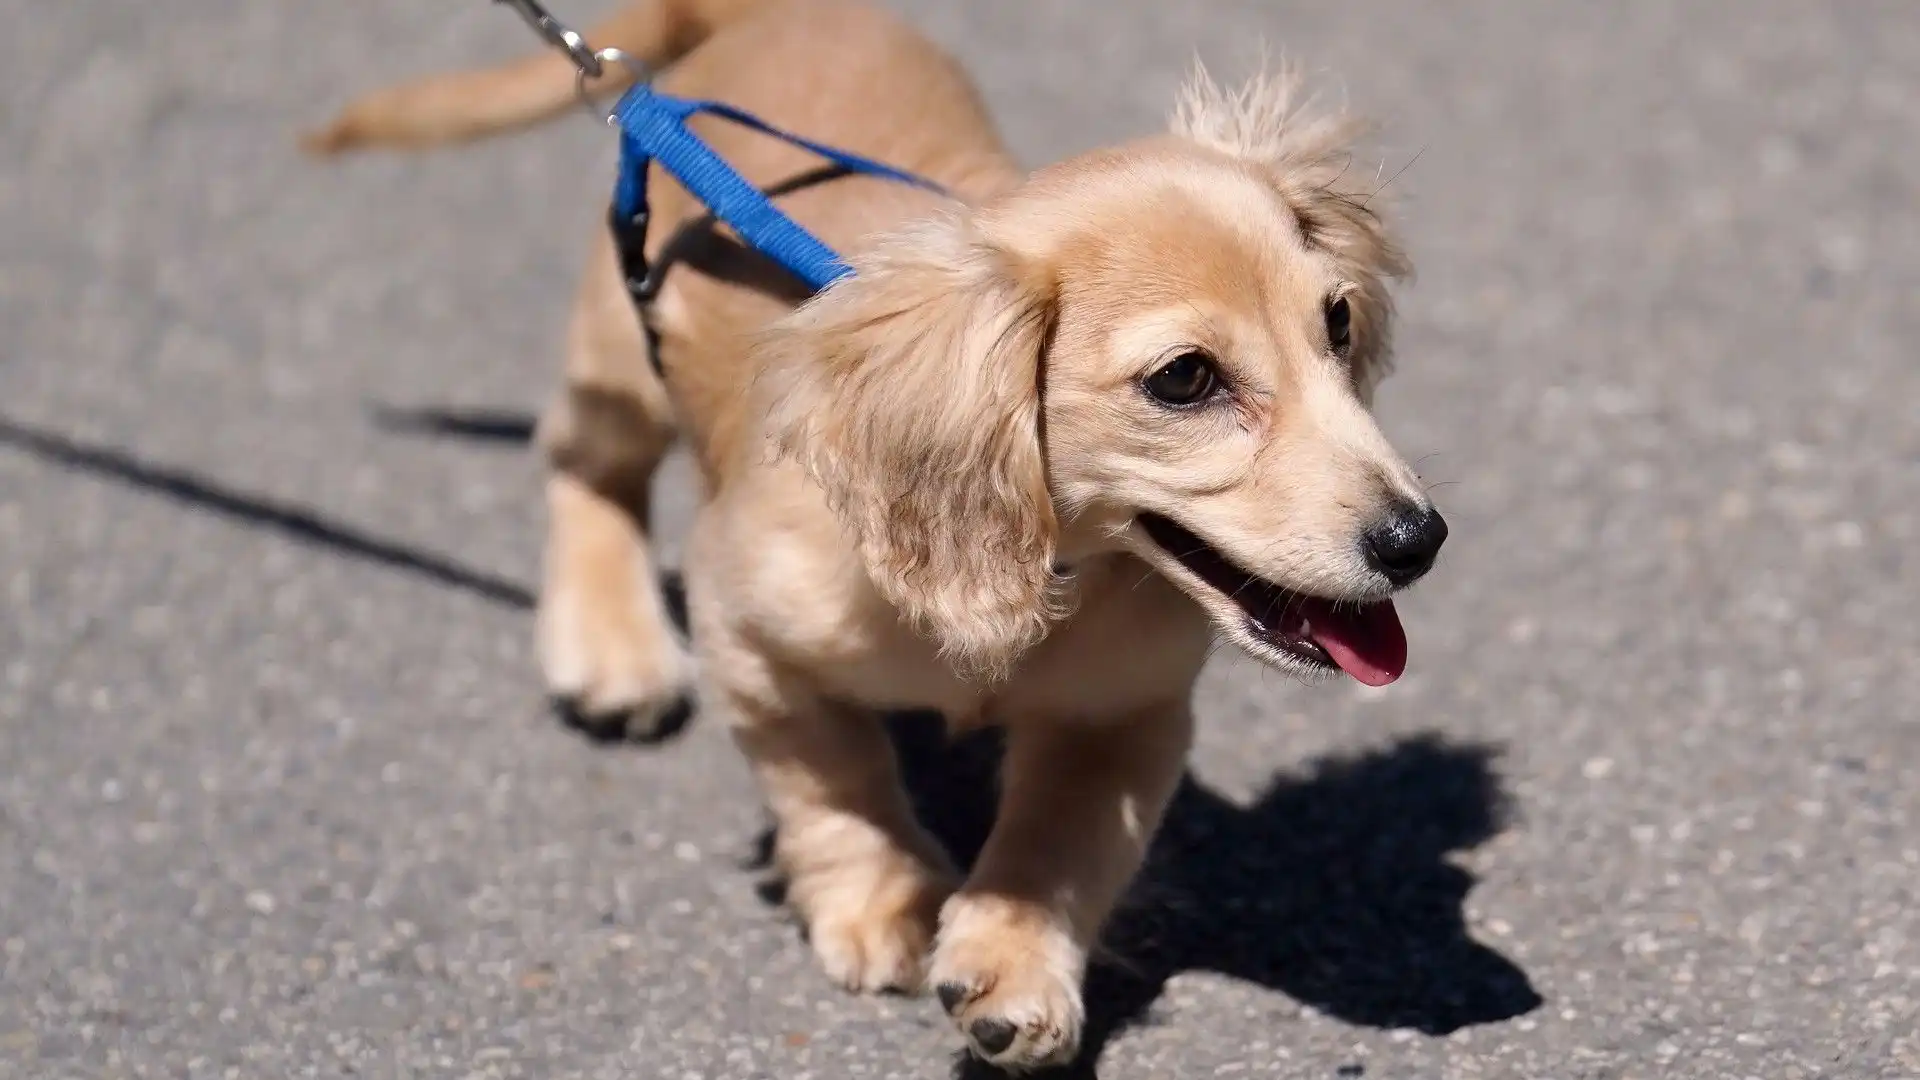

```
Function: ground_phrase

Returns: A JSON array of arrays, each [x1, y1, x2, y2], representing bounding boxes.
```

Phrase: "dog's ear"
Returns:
[[759, 213, 1061, 679], [1173, 66, 1413, 402]]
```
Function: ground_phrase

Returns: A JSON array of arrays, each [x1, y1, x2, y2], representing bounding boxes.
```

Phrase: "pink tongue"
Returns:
[[1304, 599, 1408, 687]]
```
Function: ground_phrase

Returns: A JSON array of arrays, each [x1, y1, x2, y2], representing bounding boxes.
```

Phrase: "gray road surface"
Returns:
[[3, 2, 1917, 1078]]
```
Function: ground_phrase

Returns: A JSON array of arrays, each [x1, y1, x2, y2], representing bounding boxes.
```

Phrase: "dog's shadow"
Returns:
[[876, 715, 1541, 1079]]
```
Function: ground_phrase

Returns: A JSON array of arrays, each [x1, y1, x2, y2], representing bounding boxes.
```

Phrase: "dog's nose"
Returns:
[[1363, 501, 1448, 586]]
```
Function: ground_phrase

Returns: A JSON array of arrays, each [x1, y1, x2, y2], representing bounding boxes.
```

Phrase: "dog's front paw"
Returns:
[[930, 893, 1086, 1071], [788, 843, 952, 995], [537, 582, 693, 739]]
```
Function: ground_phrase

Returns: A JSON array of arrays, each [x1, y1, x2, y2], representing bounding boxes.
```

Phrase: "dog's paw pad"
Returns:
[[967, 1016, 1019, 1056], [935, 980, 973, 1015], [931, 895, 1086, 1070], [549, 691, 693, 743]]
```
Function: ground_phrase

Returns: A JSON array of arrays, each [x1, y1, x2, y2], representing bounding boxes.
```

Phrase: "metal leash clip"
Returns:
[[495, 0, 603, 79], [493, 0, 651, 123]]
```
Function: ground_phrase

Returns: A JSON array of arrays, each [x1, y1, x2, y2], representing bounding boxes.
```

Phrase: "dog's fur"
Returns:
[[307, 0, 1434, 1068]]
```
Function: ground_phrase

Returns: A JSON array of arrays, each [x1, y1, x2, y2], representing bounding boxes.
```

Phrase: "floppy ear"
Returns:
[[1173, 67, 1413, 402], [758, 212, 1061, 679]]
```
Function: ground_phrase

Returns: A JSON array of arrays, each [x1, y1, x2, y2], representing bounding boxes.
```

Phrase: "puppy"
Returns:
[[307, 0, 1441, 1068]]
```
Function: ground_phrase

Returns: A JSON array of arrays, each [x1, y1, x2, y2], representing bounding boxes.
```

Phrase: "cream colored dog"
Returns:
[[307, 0, 1446, 1067]]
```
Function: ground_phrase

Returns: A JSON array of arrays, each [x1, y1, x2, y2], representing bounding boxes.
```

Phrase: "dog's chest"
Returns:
[[823, 562, 1215, 727], [816, 631, 985, 719], [989, 576, 1215, 723]]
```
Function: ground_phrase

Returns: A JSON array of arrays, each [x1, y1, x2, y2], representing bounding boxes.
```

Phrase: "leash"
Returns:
[[493, 0, 945, 337]]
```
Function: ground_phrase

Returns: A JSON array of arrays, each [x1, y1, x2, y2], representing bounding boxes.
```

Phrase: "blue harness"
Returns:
[[609, 86, 945, 292], [490, 0, 943, 365], [602, 83, 947, 370]]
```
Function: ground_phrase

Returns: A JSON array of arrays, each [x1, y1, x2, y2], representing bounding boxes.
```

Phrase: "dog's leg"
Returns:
[[536, 235, 694, 737], [930, 707, 1192, 1070], [701, 619, 955, 992]]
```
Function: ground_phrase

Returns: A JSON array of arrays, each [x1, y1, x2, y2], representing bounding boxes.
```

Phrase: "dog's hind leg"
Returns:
[[537, 232, 695, 739]]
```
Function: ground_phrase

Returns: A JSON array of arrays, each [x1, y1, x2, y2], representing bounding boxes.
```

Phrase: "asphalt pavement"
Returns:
[[2, 2, 1916, 1078]]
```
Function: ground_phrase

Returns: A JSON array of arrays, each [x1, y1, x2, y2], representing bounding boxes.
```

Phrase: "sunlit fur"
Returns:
[[304, 2, 1434, 1069]]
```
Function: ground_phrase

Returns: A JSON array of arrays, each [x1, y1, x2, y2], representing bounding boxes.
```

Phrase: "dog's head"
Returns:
[[761, 70, 1442, 684]]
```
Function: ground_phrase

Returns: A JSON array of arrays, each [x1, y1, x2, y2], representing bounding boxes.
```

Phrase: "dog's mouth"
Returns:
[[1138, 513, 1408, 686]]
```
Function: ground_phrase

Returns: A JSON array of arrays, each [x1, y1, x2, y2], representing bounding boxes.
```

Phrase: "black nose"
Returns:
[[1363, 501, 1448, 586]]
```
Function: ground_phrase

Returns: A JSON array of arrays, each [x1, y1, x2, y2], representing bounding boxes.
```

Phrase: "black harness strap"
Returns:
[[608, 164, 859, 378]]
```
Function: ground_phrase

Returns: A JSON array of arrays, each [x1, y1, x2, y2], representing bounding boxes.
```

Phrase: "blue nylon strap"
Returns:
[[610, 85, 945, 292]]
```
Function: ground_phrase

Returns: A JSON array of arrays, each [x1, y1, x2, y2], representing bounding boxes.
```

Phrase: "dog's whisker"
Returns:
[[1326, 150, 1356, 192], [1362, 145, 1425, 205]]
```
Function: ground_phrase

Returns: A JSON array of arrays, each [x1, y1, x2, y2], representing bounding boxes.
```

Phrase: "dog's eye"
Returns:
[[1325, 295, 1352, 352], [1143, 351, 1219, 406]]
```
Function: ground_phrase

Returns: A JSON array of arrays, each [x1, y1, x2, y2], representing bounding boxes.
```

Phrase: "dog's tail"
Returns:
[[301, 0, 779, 156]]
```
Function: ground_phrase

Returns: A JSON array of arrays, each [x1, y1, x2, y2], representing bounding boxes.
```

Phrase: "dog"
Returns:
[[305, 0, 1443, 1068]]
